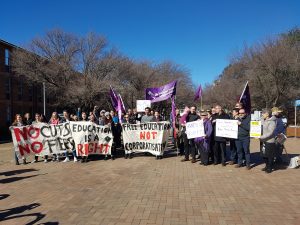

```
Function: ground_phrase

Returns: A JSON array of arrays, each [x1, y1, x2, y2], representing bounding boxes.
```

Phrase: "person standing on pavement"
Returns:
[[235, 108, 251, 170], [195, 111, 213, 166], [212, 105, 230, 166], [181, 106, 200, 163], [228, 108, 240, 165], [260, 108, 277, 173]]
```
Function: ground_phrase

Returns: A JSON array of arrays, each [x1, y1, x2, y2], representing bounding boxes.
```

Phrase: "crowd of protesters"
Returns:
[[174, 103, 286, 174], [12, 103, 286, 174]]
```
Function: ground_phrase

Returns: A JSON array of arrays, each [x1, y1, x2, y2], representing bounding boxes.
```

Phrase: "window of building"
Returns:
[[5, 49, 10, 72], [5, 79, 10, 100]]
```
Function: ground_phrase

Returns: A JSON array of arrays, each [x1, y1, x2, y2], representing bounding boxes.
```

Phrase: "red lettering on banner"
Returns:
[[28, 127, 40, 139], [140, 131, 145, 139], [14, 127, 28, 142], [31, 142, 43, 154], [88, 143, 94, 153], [14, 126, 41, 142], [18, 144, 30, 156], [140, 131, 158, 140], [151, 131, 157, 139], [104, 144, 110, 154], [77, 144, 85, 156], [94, 143, 103, 153], [77, 143, 110, 155]]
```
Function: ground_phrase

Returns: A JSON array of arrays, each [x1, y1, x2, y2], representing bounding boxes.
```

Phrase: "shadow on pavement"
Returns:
[[0, 174, 40, 184], [0, 169, 38, 176], [0, 203, 46, 225], [0, 194, 10, 200]]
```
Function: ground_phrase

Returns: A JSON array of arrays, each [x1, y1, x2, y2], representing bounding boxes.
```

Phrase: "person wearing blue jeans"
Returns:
[[235, 108, 251, 169]]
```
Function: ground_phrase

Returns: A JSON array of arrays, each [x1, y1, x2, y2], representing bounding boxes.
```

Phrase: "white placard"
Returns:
[[122, 122, 170, 156], [137, 100, 151, 112], [216, 119, 238, 139], [186, 120, 205, 139], [250, 121, 261, 137]]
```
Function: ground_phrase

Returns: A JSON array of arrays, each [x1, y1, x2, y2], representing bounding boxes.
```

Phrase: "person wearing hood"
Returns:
[[259, 108, 277, 173]]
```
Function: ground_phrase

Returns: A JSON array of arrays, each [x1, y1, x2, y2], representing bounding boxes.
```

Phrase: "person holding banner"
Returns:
[[11, 114, 26, 165], [23, 113, 32, 126], [31, 113, 49, 163], [49, 112, 61, 162], [60, 110, 70, 123], [195, 111, 212, 166], [151, 111, 162, 122], [260, 109, 277, 173], [212, 105, 230, 166], [141, 107, 154, 123], [123, 114, 133, 159], [228, 108, 239, 165], [49, 112, 60, 125], [235, 108, 251, 169], [181, 106, 199, 163], [127, 109, 136, 124], [81, 112, 88, 121]]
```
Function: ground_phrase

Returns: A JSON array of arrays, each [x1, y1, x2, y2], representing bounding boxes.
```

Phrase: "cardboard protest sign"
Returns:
[[70, 121, 113, 156], [250, 121, 261, 137], [122, 122, 170, 156], [186, 120, 205, 139], [10, 122, 74, 159], [136, 100, 151, 112], [216, 119, 238, 139]]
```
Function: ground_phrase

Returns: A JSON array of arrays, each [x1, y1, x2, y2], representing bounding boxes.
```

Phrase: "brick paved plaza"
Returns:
[[1, 139, 300, 225]]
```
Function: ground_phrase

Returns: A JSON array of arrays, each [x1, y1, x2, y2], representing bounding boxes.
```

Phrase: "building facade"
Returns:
[[0, 39, 49, 141]]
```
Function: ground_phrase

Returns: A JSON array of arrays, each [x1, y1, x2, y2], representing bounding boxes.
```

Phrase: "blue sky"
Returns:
[[1, 0, 299, 86]]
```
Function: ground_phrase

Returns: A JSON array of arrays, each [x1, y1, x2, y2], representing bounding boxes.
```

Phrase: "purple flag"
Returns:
[[171, 95, 176, 129], [239, 82, 251, 114], [119, 94, 126, 112], [109, 86, 118, 111], [117, 96, 122, 123], [194, 85, 202, 101], [145, 81, 177, 103]]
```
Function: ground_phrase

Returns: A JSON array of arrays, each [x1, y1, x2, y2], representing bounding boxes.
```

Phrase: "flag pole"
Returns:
[[239, 81, 249, 102]]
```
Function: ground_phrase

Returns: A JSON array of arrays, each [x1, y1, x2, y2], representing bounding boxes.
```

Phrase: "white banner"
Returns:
[[10, 122, 74, 159], [250, 121, 261, 137], [186, 120, 205, 139], [122, 122, 171, 156], [136, 100, 151, 112], [10, 121, 114, 159], [216, 119, 238, 139], [69, 121, 113, 156]]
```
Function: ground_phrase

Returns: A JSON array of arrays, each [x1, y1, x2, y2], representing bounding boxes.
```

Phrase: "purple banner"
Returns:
[[145, 81, 177, 103], [109, 86, 118, 110], [194, 84, 202, 101], [239, 82, 251, 114]]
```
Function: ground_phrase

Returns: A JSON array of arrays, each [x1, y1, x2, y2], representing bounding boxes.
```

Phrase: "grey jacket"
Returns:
[[260, 116, 276, 143]]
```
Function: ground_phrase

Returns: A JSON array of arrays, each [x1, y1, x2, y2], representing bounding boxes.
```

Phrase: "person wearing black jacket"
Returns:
[[235, 108, 251, 169], [212, 105, 230, 166], [181, 106, 200, 163], [228, 108, 239, 165]]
